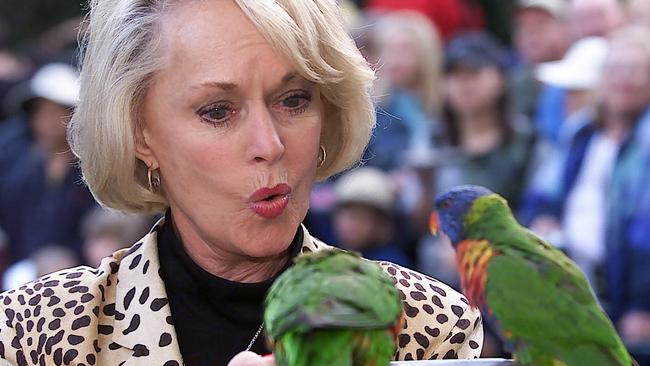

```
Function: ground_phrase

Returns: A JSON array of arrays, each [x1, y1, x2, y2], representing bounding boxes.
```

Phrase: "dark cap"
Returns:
[[444, 31, 508, 72]]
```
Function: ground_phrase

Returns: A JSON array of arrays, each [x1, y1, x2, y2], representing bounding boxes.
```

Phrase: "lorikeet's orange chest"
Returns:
[[456, 239, 498, 310]]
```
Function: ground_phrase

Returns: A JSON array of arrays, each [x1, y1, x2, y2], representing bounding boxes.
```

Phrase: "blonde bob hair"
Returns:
[[69, 0, 376, 214]]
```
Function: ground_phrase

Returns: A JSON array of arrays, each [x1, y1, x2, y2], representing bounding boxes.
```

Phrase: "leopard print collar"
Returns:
[[107, 218, 322, 364]]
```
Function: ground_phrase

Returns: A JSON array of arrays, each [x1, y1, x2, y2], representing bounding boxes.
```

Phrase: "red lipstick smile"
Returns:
[[248, 183, 292, 219]]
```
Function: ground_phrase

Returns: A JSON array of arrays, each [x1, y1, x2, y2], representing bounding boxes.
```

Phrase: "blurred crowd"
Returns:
[[2, 0, 650, 361]]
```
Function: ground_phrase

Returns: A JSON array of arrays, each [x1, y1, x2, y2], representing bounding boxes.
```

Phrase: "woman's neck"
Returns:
[[170, 214, 291, 283], [456, 109, 504, 155]]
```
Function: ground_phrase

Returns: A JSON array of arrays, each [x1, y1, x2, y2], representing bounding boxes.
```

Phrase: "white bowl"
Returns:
[[390, 359, 513, 366]]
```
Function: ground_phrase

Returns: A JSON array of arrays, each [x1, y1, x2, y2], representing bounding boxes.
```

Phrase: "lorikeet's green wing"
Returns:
[[264, 250, 402, 339], [485, 229, 633, 366]]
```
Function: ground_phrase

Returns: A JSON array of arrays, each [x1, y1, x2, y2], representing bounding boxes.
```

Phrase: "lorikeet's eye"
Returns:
[[441, 199, 453, 209]]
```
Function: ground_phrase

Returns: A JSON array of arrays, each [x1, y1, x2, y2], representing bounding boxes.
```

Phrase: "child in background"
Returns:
[[332, 167, 412, 268], [81, 207, 154, 267], [3, 245, 79, 290]]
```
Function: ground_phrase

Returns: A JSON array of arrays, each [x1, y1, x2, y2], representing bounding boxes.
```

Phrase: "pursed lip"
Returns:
[[248, 183, 292, 219], [248, 183, 292, 203]]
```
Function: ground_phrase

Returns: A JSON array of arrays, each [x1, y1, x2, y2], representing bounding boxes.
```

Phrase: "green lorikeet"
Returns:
[[429, 185, 636, 366], [263, 249, 403, 366]]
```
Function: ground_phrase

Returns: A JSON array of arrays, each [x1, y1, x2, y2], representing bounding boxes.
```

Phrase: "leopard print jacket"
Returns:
[[0, 221, 483, 365]]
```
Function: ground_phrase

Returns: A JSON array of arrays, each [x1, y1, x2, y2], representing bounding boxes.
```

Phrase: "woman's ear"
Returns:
[[134, 121, 159, 169]]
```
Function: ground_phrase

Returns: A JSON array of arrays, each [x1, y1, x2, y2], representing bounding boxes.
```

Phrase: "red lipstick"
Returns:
[[248, 183, 292, 219]]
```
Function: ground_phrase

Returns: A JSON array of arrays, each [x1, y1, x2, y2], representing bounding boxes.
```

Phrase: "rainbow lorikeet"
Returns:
[[263, 249, 403, 366], [429, 185, 636, 366]]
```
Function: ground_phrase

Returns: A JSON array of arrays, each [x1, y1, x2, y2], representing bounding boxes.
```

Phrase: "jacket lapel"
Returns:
[[299, 224, 331, 254], [111, 220, 183, 365]]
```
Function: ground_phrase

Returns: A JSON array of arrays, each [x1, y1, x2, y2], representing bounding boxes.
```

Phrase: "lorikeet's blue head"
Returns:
[[430, 185, 493, 247]]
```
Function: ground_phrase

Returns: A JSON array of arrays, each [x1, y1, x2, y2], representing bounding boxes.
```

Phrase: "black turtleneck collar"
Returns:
[[157, 210, 303, 366]]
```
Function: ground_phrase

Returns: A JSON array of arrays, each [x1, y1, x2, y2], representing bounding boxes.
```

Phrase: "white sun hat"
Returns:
[[536, 37, 609, 90], [29, 63, 80, 107]]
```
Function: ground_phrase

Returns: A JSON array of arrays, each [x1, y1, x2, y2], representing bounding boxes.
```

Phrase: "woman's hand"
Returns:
[[227, 351, 276, 366]]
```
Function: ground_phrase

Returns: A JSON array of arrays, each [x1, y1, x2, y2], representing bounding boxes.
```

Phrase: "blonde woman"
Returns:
[[366, 10, 443, 171], [0, 1, 483, 365]]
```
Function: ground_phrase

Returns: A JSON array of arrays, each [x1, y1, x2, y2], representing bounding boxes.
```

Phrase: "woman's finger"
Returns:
[[227, 351, 263, 366], [257, 354, 276, 366]]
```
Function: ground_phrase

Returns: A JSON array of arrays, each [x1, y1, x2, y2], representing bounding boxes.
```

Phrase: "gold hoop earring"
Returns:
[[148, 167, 161, 193], [317, 145, 327, 168]]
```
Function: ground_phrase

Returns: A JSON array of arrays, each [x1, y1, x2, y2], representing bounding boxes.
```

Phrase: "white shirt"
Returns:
[[563, 132, 619, 286]]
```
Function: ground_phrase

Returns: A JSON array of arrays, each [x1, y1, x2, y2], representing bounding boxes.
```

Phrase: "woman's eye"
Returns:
[[199, 104, 234, 124], [282, 96, 303, 108], [278, 91, 312, 114], [206, 107, 229, 120]]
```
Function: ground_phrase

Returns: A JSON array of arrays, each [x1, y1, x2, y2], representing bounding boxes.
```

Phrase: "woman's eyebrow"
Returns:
[[280, 72, 297, 85], [191, 72, 299, 92], [192, 81, 238, 91]]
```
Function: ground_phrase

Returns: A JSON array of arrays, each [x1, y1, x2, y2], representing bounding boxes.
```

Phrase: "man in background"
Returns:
[[0, 63, 96, 265], [510, 0, 572, 136]]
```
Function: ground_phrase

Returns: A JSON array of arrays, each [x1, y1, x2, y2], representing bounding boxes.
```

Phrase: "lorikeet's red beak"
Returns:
[[429, 212, 439, 236]]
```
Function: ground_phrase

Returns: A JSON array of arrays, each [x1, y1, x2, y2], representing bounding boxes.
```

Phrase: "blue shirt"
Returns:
[[0, 141, 96, 263]]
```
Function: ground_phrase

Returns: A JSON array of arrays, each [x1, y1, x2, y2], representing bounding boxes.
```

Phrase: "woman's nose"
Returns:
[[246, 106, 285, 164]]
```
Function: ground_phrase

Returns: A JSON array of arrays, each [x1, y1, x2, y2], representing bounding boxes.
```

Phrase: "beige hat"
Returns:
[[334, 167, 396, 215], [517, 0, 569, 19]]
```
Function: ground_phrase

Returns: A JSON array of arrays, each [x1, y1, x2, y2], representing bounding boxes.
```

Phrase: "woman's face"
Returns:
[[601, 44, 650, 117], [445, 65, 504, 115], [137, 0, 323, 259], [379, 29, 420, 90]]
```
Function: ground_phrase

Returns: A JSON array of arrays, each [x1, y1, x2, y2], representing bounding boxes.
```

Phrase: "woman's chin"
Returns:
[[237, 240, 294, 260], [235, 222, 300, 259]]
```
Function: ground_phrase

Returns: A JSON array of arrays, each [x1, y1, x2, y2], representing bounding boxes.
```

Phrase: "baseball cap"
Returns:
[[29, 63, 80, 107], [444, 31, 508, 72]]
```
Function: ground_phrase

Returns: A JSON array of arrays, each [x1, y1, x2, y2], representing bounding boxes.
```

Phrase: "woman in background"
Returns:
[[437, 31, 534, 209], [365, 10, 443, 171]]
